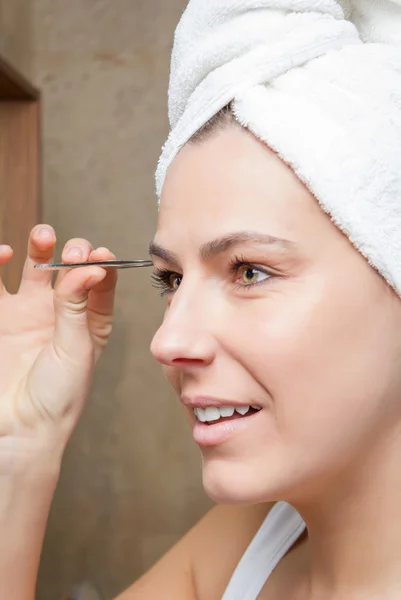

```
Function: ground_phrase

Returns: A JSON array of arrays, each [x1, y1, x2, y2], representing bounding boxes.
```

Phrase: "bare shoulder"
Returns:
[[114, 502, 274, 600], [191, 502, 275, 600]]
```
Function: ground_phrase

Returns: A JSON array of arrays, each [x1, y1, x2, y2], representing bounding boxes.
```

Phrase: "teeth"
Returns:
[[194, 407, 207, 422], [204, 407, 220, 422], [194, 406, 236, 421], [251, 405, 262, 411], [193, 405, 262, 421], [235, 406, 250, 416], [220, 406, 235, 418]]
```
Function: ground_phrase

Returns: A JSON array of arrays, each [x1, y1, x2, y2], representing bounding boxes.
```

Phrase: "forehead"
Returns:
[[156, 125, 329, 250]]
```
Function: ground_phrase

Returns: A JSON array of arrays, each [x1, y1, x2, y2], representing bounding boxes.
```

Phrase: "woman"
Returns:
[[2, 1, 401, 599]]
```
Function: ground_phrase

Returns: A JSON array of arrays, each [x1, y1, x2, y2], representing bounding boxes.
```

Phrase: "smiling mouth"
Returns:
[[193, 405, 262, 425]]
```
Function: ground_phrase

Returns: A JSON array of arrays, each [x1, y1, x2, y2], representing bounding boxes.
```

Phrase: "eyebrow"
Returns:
[[148, 231, 294, 265]]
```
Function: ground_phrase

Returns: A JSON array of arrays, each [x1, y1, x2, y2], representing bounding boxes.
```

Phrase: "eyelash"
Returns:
[[151, 254, 273, 297]]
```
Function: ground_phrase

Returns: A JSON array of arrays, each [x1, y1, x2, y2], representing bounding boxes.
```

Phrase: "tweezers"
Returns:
[[34, 259, 153, 271]]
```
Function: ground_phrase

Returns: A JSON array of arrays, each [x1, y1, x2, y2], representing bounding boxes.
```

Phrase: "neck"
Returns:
[[292, 430, 401, 599]]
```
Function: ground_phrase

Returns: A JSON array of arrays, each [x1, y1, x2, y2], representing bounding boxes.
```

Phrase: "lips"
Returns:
[[181, 395, 262, 409], [181, 395, 264, 446]]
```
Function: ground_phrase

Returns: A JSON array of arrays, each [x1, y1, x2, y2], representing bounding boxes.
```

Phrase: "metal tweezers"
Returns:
[[34, 259, 153, 271]]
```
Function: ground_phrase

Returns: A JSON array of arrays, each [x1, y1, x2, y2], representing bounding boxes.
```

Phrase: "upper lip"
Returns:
[[181, 395, 254, 408]]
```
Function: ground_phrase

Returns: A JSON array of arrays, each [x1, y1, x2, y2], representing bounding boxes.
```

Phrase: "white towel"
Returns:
[[155, 0, 401, 295], [350, 0, 401, 43]]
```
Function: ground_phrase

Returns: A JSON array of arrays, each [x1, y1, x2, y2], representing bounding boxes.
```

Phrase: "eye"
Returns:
[[152, 258, 273, 297], [170, 274, 181, 290], [237, 265, 270, 286], [229, 256, 272, 289], [151, 269, 182, 295]]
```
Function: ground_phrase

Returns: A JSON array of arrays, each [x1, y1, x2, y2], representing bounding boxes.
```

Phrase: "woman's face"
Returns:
[[150, 123, 401, 505]]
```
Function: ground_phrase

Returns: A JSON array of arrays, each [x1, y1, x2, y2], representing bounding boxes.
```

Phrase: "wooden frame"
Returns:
[[0, 54, 40, 293]]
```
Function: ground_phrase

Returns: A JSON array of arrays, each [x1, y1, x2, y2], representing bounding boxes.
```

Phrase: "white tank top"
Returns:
[[222, 502, 306, 600]]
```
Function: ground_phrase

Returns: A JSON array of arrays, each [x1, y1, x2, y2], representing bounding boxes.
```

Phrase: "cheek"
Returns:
[[232, 284, 400, 454]]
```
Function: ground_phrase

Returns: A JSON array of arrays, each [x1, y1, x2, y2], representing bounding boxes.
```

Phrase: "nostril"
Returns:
[[172, 357, 205, 365]]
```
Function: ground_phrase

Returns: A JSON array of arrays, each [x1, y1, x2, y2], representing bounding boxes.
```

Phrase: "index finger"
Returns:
[[18, 225, 56, 292], [86, 247, 118, 317]]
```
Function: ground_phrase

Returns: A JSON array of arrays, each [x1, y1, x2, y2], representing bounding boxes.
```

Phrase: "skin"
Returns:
[[149, 122, 401, 598], [0, 226, 118, 599], [3, 121, 401, 599]]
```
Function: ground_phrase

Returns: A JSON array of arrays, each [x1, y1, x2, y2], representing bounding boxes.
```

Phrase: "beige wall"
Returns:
[[0, 0, 33, 78], [32, 2, 212, 599]]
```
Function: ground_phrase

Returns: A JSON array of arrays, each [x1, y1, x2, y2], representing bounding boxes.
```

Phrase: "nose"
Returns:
[[150, 290, 216, 368]]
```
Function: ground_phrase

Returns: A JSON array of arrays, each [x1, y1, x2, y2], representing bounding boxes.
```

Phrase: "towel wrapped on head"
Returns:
[[155, 0, 401, 296]]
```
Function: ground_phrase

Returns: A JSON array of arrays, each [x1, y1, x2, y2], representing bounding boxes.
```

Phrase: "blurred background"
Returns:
[[0, 1, 213, 598]]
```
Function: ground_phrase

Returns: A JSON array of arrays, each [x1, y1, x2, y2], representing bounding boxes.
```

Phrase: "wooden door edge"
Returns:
[[0, 53, 39, 100], [0, 54, 41, 292]]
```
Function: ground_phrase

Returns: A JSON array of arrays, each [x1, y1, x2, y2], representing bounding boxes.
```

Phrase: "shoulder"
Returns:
[[189, 502, 275, 600], [114, 502, 274, 600]]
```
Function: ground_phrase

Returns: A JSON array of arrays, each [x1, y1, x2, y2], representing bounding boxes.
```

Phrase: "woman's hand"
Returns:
[[0, 224, 118, 469]]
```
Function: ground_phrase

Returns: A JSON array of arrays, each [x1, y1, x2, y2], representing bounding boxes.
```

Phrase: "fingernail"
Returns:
[[37, 227, 53, 240], [65, 246, 83, 258]]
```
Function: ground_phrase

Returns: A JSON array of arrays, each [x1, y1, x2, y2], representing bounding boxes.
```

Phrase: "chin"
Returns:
[[200, 449, 320, 506], [201, 455, 284, 505]]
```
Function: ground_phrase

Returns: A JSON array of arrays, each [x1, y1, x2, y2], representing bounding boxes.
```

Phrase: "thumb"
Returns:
[[53, 266, 107, 360]]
